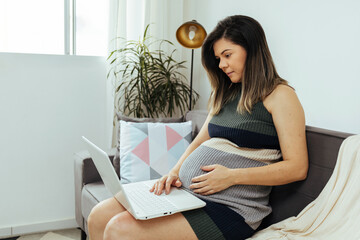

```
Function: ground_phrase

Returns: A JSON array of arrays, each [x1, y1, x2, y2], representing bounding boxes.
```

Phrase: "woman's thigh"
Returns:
[[88, 197, 126, 226], [104, 211, 197, 240]]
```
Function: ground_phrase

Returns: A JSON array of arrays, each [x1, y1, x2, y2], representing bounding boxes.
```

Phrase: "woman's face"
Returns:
[[213, 38, 247, 83]]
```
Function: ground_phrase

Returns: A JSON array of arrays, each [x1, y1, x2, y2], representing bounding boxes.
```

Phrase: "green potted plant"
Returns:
[[107, 25, 199, 118]]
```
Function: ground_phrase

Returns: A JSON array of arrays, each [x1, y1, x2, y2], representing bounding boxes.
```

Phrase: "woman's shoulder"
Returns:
[[267, 84, 296, 100], [263, 84, 299, 114]]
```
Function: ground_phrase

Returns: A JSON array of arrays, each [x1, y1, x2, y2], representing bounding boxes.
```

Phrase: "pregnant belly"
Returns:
[[179, 140, 268, 190]]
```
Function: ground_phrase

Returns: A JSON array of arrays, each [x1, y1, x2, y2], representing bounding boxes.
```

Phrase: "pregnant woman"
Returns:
[[88, 15, 308, 240]]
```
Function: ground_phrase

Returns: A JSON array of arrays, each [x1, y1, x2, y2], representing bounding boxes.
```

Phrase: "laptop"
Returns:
[[82, 136, 206, 220]]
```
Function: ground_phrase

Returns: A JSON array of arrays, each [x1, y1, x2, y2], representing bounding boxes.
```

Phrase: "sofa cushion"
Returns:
[[114, 114, 185, 178], [81, 182, 112, 221], [119, 120, 192, 183]]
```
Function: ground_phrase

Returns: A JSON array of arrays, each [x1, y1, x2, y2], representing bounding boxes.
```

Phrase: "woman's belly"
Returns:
[[179, 138, 281, 191]]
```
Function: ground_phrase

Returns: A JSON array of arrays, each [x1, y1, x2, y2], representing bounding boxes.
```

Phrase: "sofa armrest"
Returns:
[[74, 149, 115, 230]]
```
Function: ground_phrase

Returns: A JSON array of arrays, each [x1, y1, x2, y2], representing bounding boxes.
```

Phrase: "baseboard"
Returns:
[[0, 227, 12, 238], [0, 218, 78, 237]]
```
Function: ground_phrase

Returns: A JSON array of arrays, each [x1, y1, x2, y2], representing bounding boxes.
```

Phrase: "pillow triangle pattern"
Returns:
[[151, 152, 171, 176], [149, 124, 167, 162], [129, 154, 150, 183], [120, 153, 150, 184], [133, 122, 148, 135], [131, 137, 150, 166], [121, 122, 147, 146], [184, 132, 192, 144], [150, 167, 162, 179], [168, 139, 188, 162], [166, 125, 183, 151]]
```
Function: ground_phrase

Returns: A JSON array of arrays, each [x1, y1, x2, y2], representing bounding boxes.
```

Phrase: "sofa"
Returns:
[[74, 110, 353, 240]]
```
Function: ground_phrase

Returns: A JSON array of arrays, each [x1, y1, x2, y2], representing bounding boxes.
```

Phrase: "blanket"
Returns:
[[248, 134, 360, 240]]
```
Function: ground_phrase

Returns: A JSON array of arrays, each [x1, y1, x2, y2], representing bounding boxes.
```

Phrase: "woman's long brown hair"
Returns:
[[202, 15, 289, 114]]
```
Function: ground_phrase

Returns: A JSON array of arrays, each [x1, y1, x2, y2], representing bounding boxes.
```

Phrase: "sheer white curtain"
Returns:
[[144, 0, 185, 56], [108, 0, 127, 54], [108, 0, 127, 147], [108, 0, 185, 146]]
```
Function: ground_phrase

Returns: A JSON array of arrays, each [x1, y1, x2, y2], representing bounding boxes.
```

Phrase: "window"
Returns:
[[0, 0, 64, 55], [0, 0, 109, 56], [75, 0, 109, 56]]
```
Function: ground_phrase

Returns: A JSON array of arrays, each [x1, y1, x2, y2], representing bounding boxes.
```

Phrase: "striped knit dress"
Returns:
[[179, 91, 282, 237]]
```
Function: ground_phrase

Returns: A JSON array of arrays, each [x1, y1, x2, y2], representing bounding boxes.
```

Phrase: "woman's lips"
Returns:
[[227, 71, 234, 77]]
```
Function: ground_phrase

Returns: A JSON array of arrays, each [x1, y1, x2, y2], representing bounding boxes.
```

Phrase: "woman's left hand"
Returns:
[[189, 164, 234, 195]]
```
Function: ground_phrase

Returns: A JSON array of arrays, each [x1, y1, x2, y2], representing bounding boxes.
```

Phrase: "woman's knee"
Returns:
[[104, 212, 136, 240], [88, 198, 125, 232], [87, 202, 104, 231]]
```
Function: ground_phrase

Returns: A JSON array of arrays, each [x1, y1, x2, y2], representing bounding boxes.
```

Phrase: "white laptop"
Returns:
[[82, 136, 206, 220]]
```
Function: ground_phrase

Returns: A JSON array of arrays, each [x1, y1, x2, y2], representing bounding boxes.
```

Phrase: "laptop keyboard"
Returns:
[[126, 184, 178, 215]]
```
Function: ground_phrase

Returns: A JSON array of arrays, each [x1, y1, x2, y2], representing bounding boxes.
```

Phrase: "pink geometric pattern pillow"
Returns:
[[119, 120, 192, 184]]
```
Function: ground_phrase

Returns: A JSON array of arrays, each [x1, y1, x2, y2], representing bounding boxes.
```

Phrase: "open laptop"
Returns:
[[82, 136, 206, 220]]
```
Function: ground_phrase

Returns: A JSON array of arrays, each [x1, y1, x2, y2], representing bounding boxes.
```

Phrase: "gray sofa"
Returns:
[[74, 110, 353, 240]]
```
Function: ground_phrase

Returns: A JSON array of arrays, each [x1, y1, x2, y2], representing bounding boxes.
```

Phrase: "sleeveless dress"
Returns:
[[179, 91, 282, 239]]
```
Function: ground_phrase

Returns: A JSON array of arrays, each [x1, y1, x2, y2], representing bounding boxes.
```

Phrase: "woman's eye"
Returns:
[[225, 54, 231, 58]]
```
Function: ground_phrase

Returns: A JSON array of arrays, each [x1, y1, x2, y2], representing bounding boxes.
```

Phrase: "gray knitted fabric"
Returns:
[[179, 138, 281, 229]]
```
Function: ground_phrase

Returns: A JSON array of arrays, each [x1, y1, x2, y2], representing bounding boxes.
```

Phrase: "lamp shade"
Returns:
[[176, 20, 207, 49]]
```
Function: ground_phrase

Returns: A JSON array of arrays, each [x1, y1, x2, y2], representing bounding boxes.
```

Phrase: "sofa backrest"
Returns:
[[185, 110, 209, 139], [260, 126, 353, 228]]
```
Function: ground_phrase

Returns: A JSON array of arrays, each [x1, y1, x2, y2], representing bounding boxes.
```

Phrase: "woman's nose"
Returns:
[[218, 59, 227, 70]]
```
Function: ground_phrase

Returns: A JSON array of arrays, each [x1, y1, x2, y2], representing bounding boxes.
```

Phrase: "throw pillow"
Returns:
[[113, 114, 185, 177], [119, 120, 192, 184]]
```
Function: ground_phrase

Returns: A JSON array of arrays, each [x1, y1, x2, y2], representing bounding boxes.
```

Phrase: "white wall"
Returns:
[[0, 53, 111, 236], [186, 0, 360, 134]]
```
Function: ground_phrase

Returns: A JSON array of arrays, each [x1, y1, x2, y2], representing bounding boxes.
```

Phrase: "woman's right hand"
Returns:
[[149, 170, 182, 195]]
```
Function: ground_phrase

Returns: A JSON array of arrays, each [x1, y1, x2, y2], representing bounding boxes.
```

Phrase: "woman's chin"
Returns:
[[230, 79, 242, 83]]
